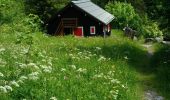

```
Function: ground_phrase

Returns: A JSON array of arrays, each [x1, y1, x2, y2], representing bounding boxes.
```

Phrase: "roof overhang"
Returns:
[[71, 0, 115, 25]]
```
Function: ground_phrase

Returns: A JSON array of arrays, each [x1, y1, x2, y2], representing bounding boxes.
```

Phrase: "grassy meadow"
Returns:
[[0, 30, 145, 100], [1, 0, 170, 100]]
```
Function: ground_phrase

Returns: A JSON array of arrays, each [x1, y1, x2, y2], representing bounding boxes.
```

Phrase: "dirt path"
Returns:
[[142, 44, 164, 100], [144, 90, 164, 100]]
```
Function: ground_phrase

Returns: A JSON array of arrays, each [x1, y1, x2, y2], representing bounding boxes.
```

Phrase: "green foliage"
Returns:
[[0, 0, 170, 99], [24, 0, 70, 23], [105, 2, 163, 38], [141, 22, 163, 38], [105, 2, 142, 29], [0, 32, 145, 100]]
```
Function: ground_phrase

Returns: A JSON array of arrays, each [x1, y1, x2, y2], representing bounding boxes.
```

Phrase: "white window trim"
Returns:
[[74, 26, 84, 37], [90, 26, 96, 34]]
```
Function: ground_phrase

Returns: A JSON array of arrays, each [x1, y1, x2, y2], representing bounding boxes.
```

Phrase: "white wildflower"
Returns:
[[74, 48, 80, 51], [0, 86, 7, 93], [27, 63, 39, 70], [95, 47, 102, 50], [77, 68, 87, 73], [121, 85, 125, 88], [29, 72, 39, 76], [93, 73, 104, 78], [78, 52, 82, 55], [72, 56, 76, 59], [21, 48, 28, 54], [43, 66, 52, 73], [48, 62, 53, 66], [113, 94, 118, 100], [10, 80, 20, 87], [98, 56, 106, 62], [19, 76, 28, 80], [61, 68, 66, 72], [88, 54, 93, 57], [17, 80, 24, 84], [69, 54, 73, 57], [87, 51, 92, 54], [41, 65, 52, 73], [0, 58, 7, 66], [0, 48, 5, 52], [70, 65, 76, 70], [0, 72, 4, 77], [115, 90, 119, 94], [42, 50, 46, 54], [38, 52, 44, 58], [110, 90, 115, 94], [110, 79, 120, 84], [19, 63, 27, 68], [124, 56, 129, 60], [50, 96, 57, 100], [28, 72, 39, 80], [84, 56, 90, 60], [4, 85, 13, 92], [42, 59, 46, 62], [40, 65, 47, 69], [43, 68, 52, 73], [93, 54, 97, 56]]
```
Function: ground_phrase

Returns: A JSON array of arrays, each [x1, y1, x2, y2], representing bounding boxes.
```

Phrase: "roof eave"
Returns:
[[71, 2, 114, 25], [102, 16, 115, 25]]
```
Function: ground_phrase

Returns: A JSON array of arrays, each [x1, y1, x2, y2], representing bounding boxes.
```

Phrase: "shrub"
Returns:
[[141, 22, 163, 38], [105, 2, 163, 38], [105, 2, 142, 31]]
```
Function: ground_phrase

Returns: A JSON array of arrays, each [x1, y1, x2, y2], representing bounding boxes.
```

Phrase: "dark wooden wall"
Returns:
[[47, 3, 111, 36]]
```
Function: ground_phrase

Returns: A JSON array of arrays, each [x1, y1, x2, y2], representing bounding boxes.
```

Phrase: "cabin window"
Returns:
[[90, 26, 96, 34]]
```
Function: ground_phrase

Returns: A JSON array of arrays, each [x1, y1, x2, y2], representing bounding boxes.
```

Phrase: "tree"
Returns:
[[105, 1, 163, 38], [24, 0, 70, 23]]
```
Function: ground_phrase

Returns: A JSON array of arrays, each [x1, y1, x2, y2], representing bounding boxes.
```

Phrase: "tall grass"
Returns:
[[0, 30, 146, 99], [0, 0, 149, 99]]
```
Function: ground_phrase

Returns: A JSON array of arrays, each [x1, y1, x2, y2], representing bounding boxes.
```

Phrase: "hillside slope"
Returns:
[[1, 0, 170, 100]]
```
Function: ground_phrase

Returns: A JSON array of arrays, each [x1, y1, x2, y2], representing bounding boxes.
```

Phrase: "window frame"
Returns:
[[90, 26, 96, 35]]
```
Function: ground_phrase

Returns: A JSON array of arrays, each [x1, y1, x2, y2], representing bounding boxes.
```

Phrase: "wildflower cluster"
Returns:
[[0, 45, 54, 94], [0, 41, 129, 99]]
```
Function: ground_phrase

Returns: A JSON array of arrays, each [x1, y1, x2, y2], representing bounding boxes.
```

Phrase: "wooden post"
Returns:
[[103, 26, 106, 46]]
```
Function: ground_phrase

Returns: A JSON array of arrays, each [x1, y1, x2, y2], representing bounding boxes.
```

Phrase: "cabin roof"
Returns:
[[71, 0, 114, 25]]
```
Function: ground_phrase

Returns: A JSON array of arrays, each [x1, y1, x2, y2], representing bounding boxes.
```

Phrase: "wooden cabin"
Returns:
[[47, 0, 114, 37]]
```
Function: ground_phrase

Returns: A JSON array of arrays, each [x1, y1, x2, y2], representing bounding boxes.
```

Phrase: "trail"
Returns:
[[142, 44, 164, 100]]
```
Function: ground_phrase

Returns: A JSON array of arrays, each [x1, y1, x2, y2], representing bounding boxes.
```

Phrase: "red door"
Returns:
[[74, 27, 83, 37]]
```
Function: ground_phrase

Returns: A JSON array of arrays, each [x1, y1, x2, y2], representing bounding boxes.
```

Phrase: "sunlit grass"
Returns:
[[0, 31, 146, 99], [2, 0, 169, 99]]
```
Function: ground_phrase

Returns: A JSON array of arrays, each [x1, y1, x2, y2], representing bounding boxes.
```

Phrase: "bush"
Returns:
[[105, 2, 163, 38], [141, 22, 163, 38], [105, 2, 142, 31]]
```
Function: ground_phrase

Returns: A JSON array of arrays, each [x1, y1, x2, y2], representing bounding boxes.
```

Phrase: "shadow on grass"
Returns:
[[150, 44, 170, 99], [0, 13, 13, 25], [100, 43, 154, 73], [101, 43, 170, 99], [76, 41, 156, 74], [76, 41, 170, 99]]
